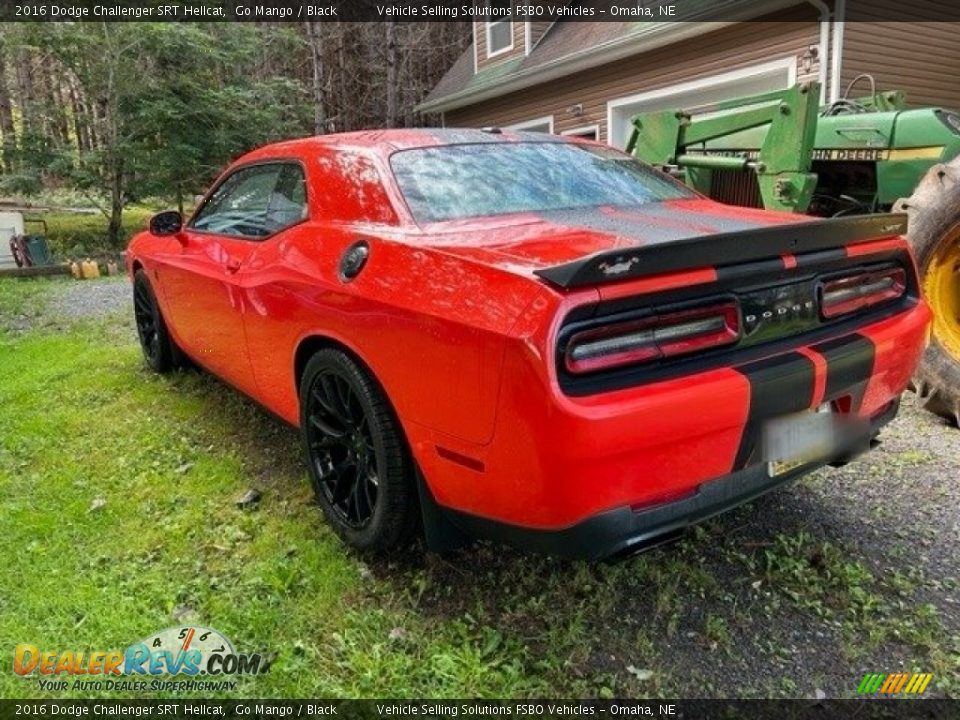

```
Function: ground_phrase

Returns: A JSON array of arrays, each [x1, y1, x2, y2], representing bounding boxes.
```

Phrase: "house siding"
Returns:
[[475, 20, 527, 70], [526, 21, 553, 51], [450, 13, 820, 143], [840, 9, 960, 109]]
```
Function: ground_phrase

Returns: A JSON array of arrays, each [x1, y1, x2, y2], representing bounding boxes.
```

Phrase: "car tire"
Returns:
[[299, 349, 418, 552], [133, 269, 182, 374]]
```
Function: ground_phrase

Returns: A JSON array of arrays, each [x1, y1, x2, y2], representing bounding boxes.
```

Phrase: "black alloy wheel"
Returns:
[[133, 269, 176, 373], [307, 369, 380, 528], [299, 349, 417, 551]]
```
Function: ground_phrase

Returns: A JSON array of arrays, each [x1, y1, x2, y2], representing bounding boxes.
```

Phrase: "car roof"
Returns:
[[237, 128, 572, 163]]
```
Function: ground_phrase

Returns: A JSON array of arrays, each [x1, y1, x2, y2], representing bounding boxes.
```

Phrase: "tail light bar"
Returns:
[[565, 302, 740, 374], [818, 267, 906, 319]]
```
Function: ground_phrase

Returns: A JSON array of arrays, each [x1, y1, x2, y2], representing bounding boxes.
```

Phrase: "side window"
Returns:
[[190, 163, 307, 239], [266, 164, 308, 232]]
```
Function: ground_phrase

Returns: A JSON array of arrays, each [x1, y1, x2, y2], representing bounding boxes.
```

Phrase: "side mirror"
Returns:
[[149, 210, 184, 238]]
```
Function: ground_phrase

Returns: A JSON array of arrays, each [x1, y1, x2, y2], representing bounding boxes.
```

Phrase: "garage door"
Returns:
[[607, 57, 797, 149]]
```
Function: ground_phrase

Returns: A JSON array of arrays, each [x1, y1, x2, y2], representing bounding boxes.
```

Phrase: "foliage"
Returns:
[[123, 24, 310, 209], [3, 24, 312, 246], [0, 22, 470, 249], [41, 206, 157, 259]]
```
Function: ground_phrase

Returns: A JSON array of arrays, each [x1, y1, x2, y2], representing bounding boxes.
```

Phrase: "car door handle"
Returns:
[[224, 258, 242, 274]]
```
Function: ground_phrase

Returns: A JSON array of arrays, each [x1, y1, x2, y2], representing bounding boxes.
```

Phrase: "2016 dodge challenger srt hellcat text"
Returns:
[[126, 129, 931, 559]]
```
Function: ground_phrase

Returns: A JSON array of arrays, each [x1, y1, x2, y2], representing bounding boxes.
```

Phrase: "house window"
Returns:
[[505, 116, 554, 134], [485, 1, 513, 58], [562, 125, 600, 142]]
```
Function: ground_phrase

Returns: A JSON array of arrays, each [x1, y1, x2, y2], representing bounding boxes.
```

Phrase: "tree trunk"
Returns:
[[14, 47, 36, 136], [385, 21, 398, 128], [336, 23, 347, 132], [77, 55, 101, 150], [304, 21, 326, 135], [68, 79, 90, 153], [107, 156, 123, 248], [0, 50, 17, 171], [46, 63, 70, 148]]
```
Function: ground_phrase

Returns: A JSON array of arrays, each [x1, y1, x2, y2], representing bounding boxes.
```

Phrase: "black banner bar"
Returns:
[[3, 0, 960, 22], [0, 700, 958, 720]]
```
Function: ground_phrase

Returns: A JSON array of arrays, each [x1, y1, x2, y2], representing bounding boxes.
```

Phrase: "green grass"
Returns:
[[0, 277, 52, 320], [40, 206, 158, 259], [0, 277, 957, 699], [0, 277, 63, 334]]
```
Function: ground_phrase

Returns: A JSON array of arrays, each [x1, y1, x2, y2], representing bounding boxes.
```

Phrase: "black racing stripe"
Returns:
[[535, 213, 908, 288], [811, 333, 876, 411], [733, 352, 816, 470], [794, 248, 847, 268], [714, 257, 786, 283]]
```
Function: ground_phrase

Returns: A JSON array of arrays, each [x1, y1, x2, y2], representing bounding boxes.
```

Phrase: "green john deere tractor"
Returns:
[[627, 75, 960, 425]]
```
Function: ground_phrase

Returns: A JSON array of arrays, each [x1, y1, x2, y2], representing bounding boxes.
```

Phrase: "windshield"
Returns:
[[390, 141, 693, 223]]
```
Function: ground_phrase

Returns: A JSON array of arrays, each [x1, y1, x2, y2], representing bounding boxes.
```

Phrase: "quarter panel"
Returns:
[[238, 224, 544, 445]]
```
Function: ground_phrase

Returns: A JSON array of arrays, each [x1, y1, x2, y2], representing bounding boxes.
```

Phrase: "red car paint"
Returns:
[[127, 129, 931, 557]]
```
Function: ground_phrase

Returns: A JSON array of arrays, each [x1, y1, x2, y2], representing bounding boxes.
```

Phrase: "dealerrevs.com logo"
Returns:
[[14, 626, 272, 692]]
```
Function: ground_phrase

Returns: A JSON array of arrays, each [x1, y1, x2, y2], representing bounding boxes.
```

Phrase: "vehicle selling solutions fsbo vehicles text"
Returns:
[[375, 4, 607, 18]]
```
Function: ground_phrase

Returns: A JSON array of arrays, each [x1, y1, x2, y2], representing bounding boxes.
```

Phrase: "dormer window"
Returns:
[[485, 0, 513, 58]]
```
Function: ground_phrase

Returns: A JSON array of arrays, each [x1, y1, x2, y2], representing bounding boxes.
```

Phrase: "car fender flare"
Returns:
[[292, 331, 422, 451], [292, 330, 379, 399]]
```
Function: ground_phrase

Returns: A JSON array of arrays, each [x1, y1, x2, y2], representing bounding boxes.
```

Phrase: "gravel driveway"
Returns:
[[50, 275, 131, 319]]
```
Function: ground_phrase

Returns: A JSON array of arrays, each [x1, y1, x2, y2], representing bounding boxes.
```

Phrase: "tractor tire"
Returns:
[[894, 157, 960, 426]]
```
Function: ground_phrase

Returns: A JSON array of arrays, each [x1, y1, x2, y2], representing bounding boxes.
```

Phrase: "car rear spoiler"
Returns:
[[533, 213, 908, 289]]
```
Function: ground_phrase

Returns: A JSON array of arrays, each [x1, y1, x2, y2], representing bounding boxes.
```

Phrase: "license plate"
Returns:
[[763, 406, 836, 478]]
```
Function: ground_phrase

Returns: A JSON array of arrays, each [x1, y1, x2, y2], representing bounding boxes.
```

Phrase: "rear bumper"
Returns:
[[417, 300, 930, 532], [411, 294, 931, 561], [437, 399, 898, 560]]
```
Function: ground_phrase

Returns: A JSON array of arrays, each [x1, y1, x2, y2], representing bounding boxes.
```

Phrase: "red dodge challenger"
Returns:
[[126, 129, 931, 559]]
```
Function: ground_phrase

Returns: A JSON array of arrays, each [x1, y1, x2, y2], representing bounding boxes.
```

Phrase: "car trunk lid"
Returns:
[[419, 199, 907, 288]]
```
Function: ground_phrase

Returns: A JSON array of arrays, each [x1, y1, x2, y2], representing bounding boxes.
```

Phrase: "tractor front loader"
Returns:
[[627, 77, 960, 425]]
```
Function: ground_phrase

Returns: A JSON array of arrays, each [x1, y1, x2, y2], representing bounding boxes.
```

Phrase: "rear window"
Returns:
[[390, 141, 692, 223]]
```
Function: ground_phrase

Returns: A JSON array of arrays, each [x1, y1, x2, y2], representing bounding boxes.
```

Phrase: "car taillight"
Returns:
[[818, 267, 906, 319], [564, 302, 740, 374]]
